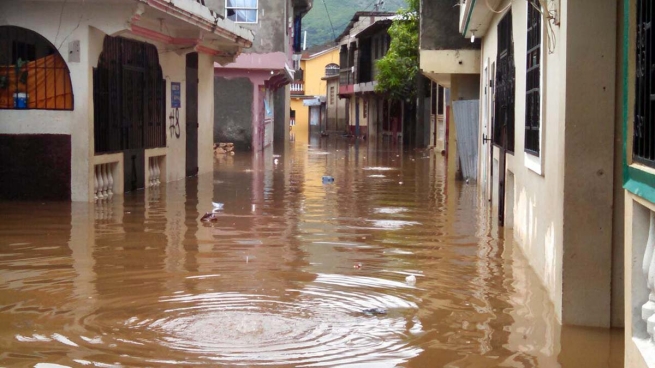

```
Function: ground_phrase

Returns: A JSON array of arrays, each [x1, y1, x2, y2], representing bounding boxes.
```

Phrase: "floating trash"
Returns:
[[362, 308, 387, 316], [405, 275, 416, 286], [322, 176, 335, 184]]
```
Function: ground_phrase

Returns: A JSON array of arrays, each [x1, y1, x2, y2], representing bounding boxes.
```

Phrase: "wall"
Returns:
[[205, 0, 287, 54], [478, 0, 619, 327], [420, 0, 481, 51], [290, 98, 309, 138], [304, 48, 339, 96], [0, 2, 137, 201], [325, 78, 346, 131], [214, 77, 254, 150]]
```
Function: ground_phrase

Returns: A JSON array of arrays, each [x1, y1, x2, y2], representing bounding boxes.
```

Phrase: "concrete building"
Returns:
[[210, 0, 312, 152], [336, 11, 395, 141], [0, 0, 253, 202], [623, 0, 655, 365], [419, 0, 481, 180], [289, 44, 342, 141], [420, 0, 626, 332]]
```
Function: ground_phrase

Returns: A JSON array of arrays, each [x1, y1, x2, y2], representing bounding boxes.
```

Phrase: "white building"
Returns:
[[0, 0, 254, 202]]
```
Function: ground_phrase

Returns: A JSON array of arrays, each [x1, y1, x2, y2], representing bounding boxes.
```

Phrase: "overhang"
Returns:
[[419, 49, 480, 87], [460, 0, 508, 39], [114, 0, 254, 65]]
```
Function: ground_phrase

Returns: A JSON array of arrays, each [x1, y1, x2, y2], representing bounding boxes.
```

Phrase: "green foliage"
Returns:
[[303, 0, 406, 48], [374, 0, 419, 101]]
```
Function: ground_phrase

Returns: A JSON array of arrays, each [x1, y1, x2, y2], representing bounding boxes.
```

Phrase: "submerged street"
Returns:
[[0, 137, 623, 367]]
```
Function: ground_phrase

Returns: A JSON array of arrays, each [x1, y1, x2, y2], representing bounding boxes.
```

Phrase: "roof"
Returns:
[[355, 19, 392, 39], [301, 44, 339, 60], [335, 11, 396, 42]]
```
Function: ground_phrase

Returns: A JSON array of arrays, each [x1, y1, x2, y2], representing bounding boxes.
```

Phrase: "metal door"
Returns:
[[185, 52, 199, 177]]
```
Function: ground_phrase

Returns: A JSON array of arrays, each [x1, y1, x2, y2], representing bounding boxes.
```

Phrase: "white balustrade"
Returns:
[[147, 156, 163, 187], [94, 163, 115, 201], [644, 212, 655, 341]]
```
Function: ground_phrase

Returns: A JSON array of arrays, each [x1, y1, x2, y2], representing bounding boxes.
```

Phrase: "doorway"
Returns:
[[185, 52, 199, 177]]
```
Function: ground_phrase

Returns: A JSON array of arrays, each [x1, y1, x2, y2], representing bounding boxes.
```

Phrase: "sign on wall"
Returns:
[[171, 82, 181, 108]]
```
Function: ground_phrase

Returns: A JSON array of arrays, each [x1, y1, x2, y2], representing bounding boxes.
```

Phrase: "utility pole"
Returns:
[[373, 0, 385, 11]]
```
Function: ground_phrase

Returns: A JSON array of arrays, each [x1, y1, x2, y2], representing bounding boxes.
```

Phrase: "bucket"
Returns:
[[13, 93, 28, 109]]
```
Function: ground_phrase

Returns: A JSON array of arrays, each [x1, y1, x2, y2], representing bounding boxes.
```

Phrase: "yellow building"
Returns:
[[290, 45, 340, 143]]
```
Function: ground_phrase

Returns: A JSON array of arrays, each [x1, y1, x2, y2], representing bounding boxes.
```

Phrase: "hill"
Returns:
[[302, 0, 407, 48]]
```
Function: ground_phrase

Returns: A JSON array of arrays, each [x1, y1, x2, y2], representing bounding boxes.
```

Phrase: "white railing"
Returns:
[[94, 163, 116, 201], [148, 156, 164, 187], [643, 212, 655, 341], [290, 82, 304, 94]]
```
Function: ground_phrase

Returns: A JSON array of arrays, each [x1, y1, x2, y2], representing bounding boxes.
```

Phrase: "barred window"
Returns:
[[634, 0, 655, 166], [226, 0, 258, 23], [525, 1, 542, 155], [494, 11, 515, 153], [0, 26, 73, 110]]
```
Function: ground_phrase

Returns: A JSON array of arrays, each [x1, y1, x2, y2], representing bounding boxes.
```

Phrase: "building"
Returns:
[[623, 0, 655, 366], [0, 0, 254, 202], [336, 11, 395, 141], [289, 44, 343, 141], [210, 0, 312, 152], [421, 0, 624, 331], [419, 0, 481, 180]]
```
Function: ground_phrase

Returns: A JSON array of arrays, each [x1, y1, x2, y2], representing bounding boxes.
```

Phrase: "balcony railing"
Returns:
[[339, 69, 353, 86], [290, 81, 304, 95]]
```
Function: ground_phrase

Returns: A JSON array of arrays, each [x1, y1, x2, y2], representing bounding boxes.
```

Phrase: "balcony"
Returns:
[[339, 69, 354, 95], [290, 81, 304, 95]]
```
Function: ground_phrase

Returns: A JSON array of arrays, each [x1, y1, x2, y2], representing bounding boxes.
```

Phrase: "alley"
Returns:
[[0, 138, 622, 367]]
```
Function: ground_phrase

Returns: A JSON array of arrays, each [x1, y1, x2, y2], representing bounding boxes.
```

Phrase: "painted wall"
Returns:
[[303, 48, 340, 96], [477, 0, 619, 327], [0, 1, 222, 201], [325, 78, 346, 131], [290, 98, 309, 137]]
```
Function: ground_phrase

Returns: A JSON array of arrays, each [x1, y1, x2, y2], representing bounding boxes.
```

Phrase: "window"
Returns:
[[525, 0, 542, 155], [431, 82, 437, 115], [0, 26, 73, 110], [363, 99, 368, 118], [226, 0, 258, 23], [494, 11, 515, 153], [634, 0, 655, 166], [437, 85, 445, 115], [330, 86, 335, 105]]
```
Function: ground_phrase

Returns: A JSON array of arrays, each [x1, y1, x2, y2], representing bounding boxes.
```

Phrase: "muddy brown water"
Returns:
[[0, 137, 623, 367]]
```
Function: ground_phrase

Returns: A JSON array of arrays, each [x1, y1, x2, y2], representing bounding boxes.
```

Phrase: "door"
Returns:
[[185, 52, 199, 177], [494, 12, 515, 227]]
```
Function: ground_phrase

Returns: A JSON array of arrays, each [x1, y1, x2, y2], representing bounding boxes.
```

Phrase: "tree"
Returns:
[[374, 0, 419, 101]]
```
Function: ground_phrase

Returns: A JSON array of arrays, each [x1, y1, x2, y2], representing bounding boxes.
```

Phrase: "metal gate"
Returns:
[[93, 35, 166, 192], [494, 11, 515, 226]]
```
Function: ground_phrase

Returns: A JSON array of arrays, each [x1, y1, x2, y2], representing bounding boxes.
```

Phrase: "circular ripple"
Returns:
[[79, 274, 423, 366]]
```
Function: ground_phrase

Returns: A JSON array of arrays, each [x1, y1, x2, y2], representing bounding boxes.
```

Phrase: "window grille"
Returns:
[[525, 0, 542, 155], [634, 0, 655, 166], [431, 82, 437, 115], [226, 0, 258, 23], [0, 26, 73, 110], [494, 11, 515, 153], [93, 36, 166, 154], [437, 85, 444, 115]]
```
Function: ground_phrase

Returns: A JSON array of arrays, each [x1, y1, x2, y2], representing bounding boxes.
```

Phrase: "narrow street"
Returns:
[[0, 137, 622, 367]]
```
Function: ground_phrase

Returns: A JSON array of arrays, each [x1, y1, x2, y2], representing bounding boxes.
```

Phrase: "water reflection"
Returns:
[[0, 137, 622, 367]]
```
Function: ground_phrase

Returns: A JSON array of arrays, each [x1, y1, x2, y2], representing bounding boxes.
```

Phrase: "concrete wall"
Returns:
[[205, 0, 287, 54], [477, 0, 620, 327], [420, 0, 481, 51], [325, 78, 346, 131], [214, 77, 254, 151]]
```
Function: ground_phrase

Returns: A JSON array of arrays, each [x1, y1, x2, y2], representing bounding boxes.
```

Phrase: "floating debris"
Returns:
[[322, 176, 335, 184], [405, 275, 417, 286], [362, 308, 387, 316]]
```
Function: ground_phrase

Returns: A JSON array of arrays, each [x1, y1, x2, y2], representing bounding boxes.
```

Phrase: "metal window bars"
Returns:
[[494, 11, 516, 153], [525, 0, 542, 155], [635, 0, 655, 166], [0, 26, 73, 110]]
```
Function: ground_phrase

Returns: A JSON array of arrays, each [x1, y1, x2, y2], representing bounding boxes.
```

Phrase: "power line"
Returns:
[[321, 0, 337, 41]]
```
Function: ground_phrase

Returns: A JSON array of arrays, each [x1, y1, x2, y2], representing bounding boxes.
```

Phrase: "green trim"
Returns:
[[623, 0, 655, 203], [463, 0, 476, 36]]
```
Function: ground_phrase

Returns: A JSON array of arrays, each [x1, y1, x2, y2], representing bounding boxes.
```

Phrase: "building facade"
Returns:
[[210, 0, 312, 152], [336, 12, 395, 141], [289, 45, 343, 141], [0, 0, 253, 202]]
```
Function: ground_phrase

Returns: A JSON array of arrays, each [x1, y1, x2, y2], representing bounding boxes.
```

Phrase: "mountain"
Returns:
[[302, 0, 407, 48]]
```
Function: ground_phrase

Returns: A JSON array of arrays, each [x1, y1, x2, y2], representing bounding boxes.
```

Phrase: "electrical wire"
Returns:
[[528, 0, 557, 54], [484, 0, 511, 14], [321, 0, 337, 41]]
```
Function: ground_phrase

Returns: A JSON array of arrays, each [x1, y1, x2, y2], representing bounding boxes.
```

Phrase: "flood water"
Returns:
[[0, 137, 623, 367]]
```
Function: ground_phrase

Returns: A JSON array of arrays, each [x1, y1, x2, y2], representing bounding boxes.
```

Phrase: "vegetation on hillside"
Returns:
[[302, 0, 405, 48]]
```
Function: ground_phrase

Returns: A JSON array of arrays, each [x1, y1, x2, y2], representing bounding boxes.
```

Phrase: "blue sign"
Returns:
[[171, 82, 181, 108]]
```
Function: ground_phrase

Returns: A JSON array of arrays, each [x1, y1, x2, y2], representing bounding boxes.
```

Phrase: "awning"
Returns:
[[303, 96, 325, 106]]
